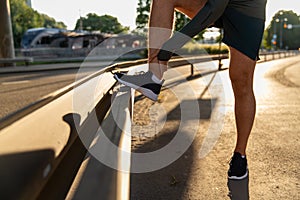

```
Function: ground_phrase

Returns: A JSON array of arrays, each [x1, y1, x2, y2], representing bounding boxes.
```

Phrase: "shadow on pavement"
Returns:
[[227, 176, 249, 200], [130, 114, 196, 199], [130, 67, 227, 199], [0, 149, 55, 200], [130, 95, 218, 199], [166, 98, 217, 121]]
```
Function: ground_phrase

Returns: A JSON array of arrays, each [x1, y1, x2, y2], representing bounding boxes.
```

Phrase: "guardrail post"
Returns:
[[264, 54, 267, 62], [218, 59, 223, 70], [129, 88, 135, 120], [190, 64, 194, 76]]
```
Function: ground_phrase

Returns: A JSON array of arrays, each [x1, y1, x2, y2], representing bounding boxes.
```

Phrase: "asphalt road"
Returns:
[[0, 68, 98, 119]]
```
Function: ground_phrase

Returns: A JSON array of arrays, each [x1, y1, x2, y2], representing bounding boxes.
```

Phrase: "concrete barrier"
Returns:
[[0, 63, 133, 199]]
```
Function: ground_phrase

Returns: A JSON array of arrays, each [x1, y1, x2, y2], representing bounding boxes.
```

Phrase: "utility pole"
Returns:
[[0, 0, 15, 66], [79, 9, 83, 31]]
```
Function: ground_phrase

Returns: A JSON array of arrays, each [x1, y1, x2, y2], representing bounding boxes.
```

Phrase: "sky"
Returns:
[[31, 0, 300, 30]]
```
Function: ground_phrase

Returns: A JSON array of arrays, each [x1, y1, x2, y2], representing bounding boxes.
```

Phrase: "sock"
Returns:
[[151, 73, 163, 84], [234, 152, 246, 158]]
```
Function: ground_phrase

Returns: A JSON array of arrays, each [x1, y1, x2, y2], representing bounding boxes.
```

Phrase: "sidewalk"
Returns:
[[130, 55, 300, 199]]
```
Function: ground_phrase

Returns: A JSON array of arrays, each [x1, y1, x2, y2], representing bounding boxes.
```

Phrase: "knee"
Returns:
[[229, 48, 256, 95], [229, 71, 253, 95]]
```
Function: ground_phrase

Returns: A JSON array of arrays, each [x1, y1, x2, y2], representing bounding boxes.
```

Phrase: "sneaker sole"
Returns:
[[114, 74, 158, 101], [228, 170, 249, 180]]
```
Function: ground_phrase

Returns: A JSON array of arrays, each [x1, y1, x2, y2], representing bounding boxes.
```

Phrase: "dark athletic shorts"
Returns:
[[214, 7, 265, 60]]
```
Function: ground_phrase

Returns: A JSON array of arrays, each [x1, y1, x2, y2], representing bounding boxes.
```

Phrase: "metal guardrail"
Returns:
[[0, 69, 116, 199], [0, 57, 33, 66], [259, 50, 300, 62], [1, 49, 298, 68], [0, 50, 299, 200], [0, 60, 146, 200], [169, 54, 229, 74]]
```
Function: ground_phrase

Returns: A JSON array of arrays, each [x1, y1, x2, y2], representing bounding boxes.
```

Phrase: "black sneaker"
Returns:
[[228, 152, 248, 180], [113, 71, 164, 101]]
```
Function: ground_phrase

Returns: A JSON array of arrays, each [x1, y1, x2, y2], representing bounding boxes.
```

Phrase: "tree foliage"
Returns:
[[136, 0, 150, 29], [9, 0, 66, 47], [263, 10, 300, 50], [74, 13, 129, 34]]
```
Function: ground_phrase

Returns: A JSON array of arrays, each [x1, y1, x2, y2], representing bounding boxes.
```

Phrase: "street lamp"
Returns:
[[272, 18, 280, 49], [280, 18, 288, 49], [276, 12, 288, 49]]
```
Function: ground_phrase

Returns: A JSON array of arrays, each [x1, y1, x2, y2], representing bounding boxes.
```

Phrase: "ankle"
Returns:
[[151, 73, 163, 83], [149, 67, 163, 80], [148, 60, 167, 80], [149, 70, 163, 80], [234, 149, 246, 156]]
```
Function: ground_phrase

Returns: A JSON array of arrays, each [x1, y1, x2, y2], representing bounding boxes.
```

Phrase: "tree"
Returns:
[[74, 13, 129, 34], [41, 14, 66, 29], [136, 0, 150, 29], [174, 12, 188, 31], [264, 10, 300, 50], [10, 0, 66, 47]]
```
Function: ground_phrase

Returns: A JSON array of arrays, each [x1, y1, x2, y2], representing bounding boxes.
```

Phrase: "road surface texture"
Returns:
[[0, 68, 98, 119], [130, 55, 300, 200]]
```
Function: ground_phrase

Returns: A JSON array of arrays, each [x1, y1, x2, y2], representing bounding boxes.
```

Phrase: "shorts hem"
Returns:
[[222, 40, 258, 61]]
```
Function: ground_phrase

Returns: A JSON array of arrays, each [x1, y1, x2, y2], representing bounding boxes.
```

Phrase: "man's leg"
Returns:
[[114, 0, 207, 101], [228, 47, 257, 156], [148, 0, 206, 79]]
